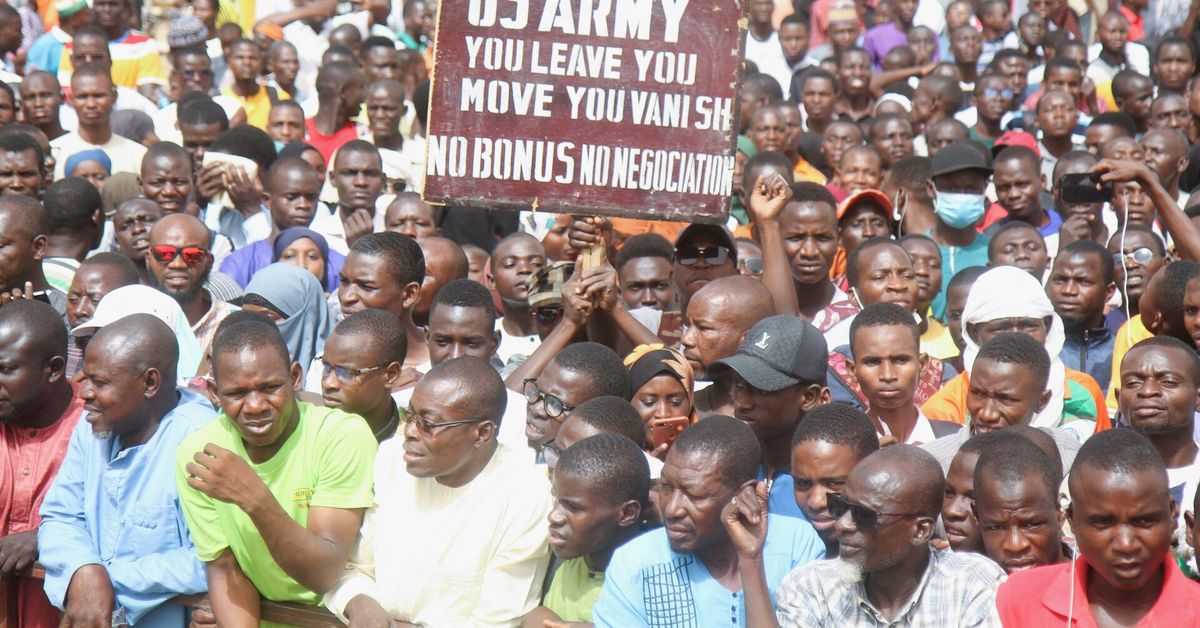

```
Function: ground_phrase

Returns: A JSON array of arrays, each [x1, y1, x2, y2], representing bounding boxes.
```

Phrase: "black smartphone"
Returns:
[[1059, 172, 1114, 205]]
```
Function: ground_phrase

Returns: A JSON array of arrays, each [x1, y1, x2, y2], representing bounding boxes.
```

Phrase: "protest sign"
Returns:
[[422, 0, 746, 223]]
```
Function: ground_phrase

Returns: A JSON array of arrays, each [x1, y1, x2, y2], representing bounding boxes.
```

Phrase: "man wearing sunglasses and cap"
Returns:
[[733, 445, 1005, 626], [146, 213, 239, 371]]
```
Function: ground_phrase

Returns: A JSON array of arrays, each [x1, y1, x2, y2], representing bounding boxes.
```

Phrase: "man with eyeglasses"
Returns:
[[153, 48, 243, 145], [967, 74, 1013, 151], [325, 357, 553, 626], [522, 342, 630, 460], [320, 310, 407, 442], [146, 214, 239, 369], [176, 317, 376, 624], [739, 445, 1004, 626]]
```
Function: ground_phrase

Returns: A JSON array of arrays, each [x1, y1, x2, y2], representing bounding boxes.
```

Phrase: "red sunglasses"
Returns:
[[150, 244, 209, 265]]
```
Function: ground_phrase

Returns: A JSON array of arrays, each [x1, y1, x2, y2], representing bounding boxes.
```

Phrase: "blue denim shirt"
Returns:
[[39, 389, 216, 627]]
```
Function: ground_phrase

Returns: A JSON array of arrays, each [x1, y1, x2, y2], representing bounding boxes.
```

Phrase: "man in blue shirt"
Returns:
[[1046, 240, 1117, 390], [984, 146, 1063, 253], [707, 315, 830, 519], [593, 416, 825, 626], [39, 314, 214, 628]]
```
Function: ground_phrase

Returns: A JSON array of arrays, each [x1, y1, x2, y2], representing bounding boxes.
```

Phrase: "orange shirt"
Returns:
[[921, 368, 1111, 432]]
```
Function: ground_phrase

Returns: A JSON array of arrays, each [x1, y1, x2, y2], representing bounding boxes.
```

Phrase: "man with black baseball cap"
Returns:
[[709, 314, 831, 519], [925, 141, 994, 321]]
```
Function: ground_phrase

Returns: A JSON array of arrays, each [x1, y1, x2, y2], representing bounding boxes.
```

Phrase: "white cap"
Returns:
[[71, 285, 190, 337]]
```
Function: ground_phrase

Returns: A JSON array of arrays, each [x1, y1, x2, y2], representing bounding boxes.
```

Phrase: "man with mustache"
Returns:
[[744, 445, 1004, 626], [1117, 336, 1200, 515], [146, 213, 239, 368], [39, 315, 212, 628], [594, 416, 824, 627], [997, 429, 1200, 624]]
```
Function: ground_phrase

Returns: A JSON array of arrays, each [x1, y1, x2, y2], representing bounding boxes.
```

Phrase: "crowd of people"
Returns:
[[1, 0, 1200, 625]]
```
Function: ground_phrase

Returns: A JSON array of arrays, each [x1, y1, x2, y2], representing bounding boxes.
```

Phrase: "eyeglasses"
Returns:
[[739, 257, 764, 276], [318, 356, 385, 383], [983, 87, 1015, 100], [150, 244, 209, 265], [826, 492, 924, 531], [523, 378, 574, 419], [533, 307, 563, 326], [676, 245, 731, 267], [1113, 248, 1155, 266], [401, 406, 491, 435]]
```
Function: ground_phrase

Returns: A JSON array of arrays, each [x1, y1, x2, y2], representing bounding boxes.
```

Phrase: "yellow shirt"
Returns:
[[920, 318, 959, 360], [57, 30, 165, 88], [221, 85, 288, 130], [1106, 313, 1153, 413]]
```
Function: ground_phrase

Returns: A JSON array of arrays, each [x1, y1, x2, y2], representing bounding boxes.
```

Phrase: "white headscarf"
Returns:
[[961, 266, 1066, 429]]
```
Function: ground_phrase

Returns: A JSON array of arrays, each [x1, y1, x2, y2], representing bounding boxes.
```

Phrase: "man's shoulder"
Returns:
[[298, 402, 375, 442], [933, 548, 1005, 581], [609, 528, 674, 571], [177, 414, 236, 459]]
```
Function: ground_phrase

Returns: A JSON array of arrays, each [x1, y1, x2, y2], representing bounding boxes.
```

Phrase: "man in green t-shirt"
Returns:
[[524, 432, 650, 625], [175, 317, 377, 623]]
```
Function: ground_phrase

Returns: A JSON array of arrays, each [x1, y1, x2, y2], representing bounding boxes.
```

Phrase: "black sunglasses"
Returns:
[[676, 245, 730, 267], [827, 492, 923, 531]]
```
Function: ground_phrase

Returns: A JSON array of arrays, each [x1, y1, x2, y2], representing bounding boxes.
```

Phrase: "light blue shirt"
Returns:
[[593, 515, 825, 627], [39, 389, 216, 627]]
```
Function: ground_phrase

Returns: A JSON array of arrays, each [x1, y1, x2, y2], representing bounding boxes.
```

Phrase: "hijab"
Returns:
[[245, 263, 335, 376], [273, 227, 333, 290], [64, 149, 112, 178], [624, 344, 697, 421], [961, 265, 1066, 429]]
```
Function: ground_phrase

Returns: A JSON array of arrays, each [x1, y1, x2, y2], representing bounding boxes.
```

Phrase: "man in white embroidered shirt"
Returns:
[[744, 445, 1005, 627], [324, 357, 552, 626]]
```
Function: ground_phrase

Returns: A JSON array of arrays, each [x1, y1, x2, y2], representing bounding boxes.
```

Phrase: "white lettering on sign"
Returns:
[[459, 78, 554, 117], [470, 0, 690, 43]]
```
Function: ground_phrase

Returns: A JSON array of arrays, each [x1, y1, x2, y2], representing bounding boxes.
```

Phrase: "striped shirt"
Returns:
[[776, 548, 1005, 627]]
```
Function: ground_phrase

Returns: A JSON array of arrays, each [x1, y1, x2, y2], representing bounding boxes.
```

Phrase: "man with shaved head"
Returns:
[[683, 275, 776, 417], [0, 300, 81, 627], [38, 315, 214, 627], [756, 445, 1004, 626], [324, 357, 553, 626], [146, 213, 239, 364], [0, 194, 66, 315], [413, 237, 468, 328], [1139, 127, 1191, 207]]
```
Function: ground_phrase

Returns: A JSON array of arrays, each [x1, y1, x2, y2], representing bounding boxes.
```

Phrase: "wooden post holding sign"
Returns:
[[421, 0, 747, 224]]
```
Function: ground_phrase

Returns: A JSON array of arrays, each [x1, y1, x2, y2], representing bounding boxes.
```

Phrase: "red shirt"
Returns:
[[1119, 5, 1145, 42], [0, 382, 84, 628], [997, 556, 1200, 626], [305, 118, 359, 164]]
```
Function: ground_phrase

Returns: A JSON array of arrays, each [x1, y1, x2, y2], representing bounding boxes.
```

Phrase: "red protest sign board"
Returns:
[[422, 0, 746, 223]]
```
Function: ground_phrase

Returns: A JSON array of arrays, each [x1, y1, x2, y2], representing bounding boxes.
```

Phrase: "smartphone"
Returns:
[[650, 416, 690, 449], [1059, 172, 1114, 205]]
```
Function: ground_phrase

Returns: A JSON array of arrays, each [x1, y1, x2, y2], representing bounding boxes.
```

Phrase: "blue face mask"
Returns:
[[274, 140, 287, 155], [934, 190, 986, 229]]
